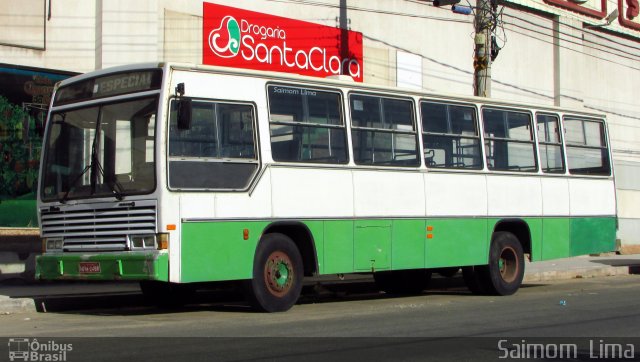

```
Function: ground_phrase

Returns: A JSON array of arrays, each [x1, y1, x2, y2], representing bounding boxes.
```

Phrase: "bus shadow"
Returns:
[[33, 275, 547, 316]]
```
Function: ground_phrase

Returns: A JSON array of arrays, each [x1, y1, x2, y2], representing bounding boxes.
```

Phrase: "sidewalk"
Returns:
[[1, 253, 639, 314], [523, 253, 640, 282]]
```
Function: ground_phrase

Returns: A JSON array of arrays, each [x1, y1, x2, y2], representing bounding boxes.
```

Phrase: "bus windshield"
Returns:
[[41, 97, 158, 202]]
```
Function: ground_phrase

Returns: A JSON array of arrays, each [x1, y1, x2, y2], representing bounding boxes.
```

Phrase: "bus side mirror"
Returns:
[[176, 98, 192, 130]]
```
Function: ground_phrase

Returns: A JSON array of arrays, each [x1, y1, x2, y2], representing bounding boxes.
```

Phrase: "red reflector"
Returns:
[[243, 229, 249, 240]]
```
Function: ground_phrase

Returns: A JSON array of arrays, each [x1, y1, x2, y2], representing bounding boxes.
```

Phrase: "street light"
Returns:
[[585, 9, 619, 29]]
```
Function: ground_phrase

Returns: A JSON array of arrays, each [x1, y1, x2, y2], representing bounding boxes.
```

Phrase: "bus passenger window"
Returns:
[[421, 101, 482, 169], [536, 114, 565, 174], [268, 85, 347, 164], [483, 108, 537, 172], [168, 100, 258, 190], [564, 118, 610, 176], [350, 94, 419, 167]]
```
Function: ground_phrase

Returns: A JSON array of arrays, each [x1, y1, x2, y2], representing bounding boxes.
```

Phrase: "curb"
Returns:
[[0, 295, 36, 314], [523, 265, 632, 283]]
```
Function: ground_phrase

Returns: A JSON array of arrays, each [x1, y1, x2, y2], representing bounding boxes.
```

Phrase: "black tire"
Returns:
[[462, 265, 492, 295], [139, 281, 195, 308], [374, 269, 431, 295], [244, 233, 304, 312], [485, 231, 525, 296]]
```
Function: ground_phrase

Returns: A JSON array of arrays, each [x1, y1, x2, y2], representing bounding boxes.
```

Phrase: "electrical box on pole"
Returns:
[[421, 0, 502, 97], [474, 0, 494, 97]]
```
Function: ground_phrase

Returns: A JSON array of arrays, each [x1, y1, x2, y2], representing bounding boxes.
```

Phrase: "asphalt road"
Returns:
[[1, 275, 639, 361]]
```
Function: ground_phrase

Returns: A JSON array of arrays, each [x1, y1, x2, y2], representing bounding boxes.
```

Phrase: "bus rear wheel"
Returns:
[[486, 231, 525, 295], [374, 269, 431, 295], [462, 265, 491, 295], [463, 232, 524, 296], [244, 233, 303, 312]]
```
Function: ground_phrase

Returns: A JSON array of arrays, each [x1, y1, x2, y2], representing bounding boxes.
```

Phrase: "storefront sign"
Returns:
[[543, 0, 607, 19], [620, 0, 640, 30], [203, 2, 364, 82], [0, 64, 75, 107]]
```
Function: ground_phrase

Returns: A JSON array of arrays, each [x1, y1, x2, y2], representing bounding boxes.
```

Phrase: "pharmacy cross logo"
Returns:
[[208, 15, 241, 58]]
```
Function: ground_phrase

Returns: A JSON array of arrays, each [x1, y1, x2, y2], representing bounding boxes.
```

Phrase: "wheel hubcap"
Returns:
[[264, 251, 294, 297], [499, 246, 519, 283]]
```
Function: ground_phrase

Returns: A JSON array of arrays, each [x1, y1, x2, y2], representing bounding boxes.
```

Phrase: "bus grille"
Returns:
[[40, 200, 157, 252]]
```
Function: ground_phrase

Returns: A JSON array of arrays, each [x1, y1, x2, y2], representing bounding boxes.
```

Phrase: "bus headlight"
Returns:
[[45, 238, 63, 252], [129, 235, 156, 249], [157, 233, 169, 250]]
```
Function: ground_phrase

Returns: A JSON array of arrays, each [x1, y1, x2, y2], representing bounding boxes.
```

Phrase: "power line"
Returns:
[[264, 0, 640, 70], [503, 22, 640, 71], [502, 12, 640, 60], [264, 0, 472, 23]]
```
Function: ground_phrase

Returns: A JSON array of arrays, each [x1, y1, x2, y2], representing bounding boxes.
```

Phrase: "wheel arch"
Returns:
[[492, 218, 531, 258], [261, 221, 319, 277]]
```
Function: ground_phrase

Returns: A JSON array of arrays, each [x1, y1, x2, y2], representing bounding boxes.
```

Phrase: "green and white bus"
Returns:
[[36, 63, 616, 312]]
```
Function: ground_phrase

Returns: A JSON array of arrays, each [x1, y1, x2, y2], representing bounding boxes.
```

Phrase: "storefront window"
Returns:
[[0, 65, 76, 227]]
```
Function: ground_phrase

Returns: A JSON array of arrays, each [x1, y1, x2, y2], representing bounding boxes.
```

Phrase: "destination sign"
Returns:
[[54, 69, 162, 105]]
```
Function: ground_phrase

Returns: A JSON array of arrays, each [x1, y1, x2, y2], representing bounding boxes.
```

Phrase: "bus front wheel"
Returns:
[[462, 265, 491, 295], [244, 233, 303, 312], [463, 232, 524, 296]]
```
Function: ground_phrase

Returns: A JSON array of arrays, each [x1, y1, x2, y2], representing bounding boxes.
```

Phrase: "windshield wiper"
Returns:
[[88, 119, 125, 201], [59, 115, 125, 203], [92, 154, 125, 201], [59, 164, 91, 204]]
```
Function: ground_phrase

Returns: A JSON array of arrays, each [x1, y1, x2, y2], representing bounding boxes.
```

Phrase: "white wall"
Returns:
[[0, 0, 96, 72]]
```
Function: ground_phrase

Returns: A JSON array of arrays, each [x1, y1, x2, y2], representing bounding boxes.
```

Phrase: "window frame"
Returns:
[[563, 116, 611, 176], [420, 100, 483, 170], [41, 95, 159, 202], [348, 92, 421, 168], [482, 107, 538, 173], [535, 112, 566, 174], [166, 97, 261, 192], [266, 84, 349, 165]]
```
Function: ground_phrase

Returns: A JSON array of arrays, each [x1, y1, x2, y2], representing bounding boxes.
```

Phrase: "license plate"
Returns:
[[78, 262, 101, 274]]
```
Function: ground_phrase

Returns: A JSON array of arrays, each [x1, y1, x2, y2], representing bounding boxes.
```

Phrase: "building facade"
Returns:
[[1, 0, 639, 250]]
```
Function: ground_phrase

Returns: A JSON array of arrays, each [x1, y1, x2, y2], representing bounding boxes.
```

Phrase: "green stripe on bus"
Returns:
[[541, 218, 571, 260], [181, 221, 268, 282], [36, 252, 168, 281], [180, 216, 615, 283], [570, 217, 616, 256]]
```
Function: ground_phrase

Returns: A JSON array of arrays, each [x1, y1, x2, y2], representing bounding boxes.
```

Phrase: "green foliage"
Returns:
[[0, 96, 42, 200]]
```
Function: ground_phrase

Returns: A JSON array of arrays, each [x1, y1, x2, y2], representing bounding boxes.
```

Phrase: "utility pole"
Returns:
[[430, 0, 499, 97], [473, 0, 495, 97], [339, 0, 349, 75]]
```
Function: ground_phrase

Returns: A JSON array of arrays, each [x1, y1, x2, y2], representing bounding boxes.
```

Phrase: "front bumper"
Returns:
[[36, 252, 169, 281]]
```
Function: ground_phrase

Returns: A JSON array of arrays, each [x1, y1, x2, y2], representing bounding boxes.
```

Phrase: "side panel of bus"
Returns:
[[171, 69, 617, 285]]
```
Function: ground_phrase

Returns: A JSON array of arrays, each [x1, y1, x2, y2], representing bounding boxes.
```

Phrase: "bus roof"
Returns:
[[56, 62, 606, 120]]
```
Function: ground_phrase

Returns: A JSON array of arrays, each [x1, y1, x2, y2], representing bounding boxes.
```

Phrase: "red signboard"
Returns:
[[203, 2, 363, 82]]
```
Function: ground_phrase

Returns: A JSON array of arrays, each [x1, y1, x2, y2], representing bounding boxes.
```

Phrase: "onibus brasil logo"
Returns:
[[8, 338, 72, 361], [207, 15, 362, 79]]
